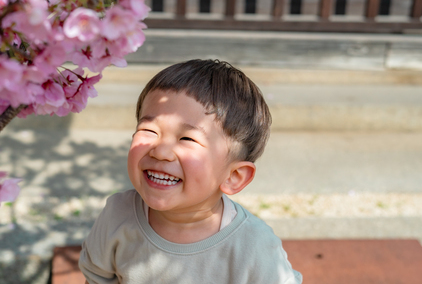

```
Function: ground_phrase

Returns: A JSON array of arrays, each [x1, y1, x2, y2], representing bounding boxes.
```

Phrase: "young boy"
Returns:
[[79, 59, 302, 284]]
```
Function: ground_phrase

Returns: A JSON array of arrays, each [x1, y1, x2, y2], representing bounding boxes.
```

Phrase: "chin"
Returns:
[[141, 195, 174, 212]]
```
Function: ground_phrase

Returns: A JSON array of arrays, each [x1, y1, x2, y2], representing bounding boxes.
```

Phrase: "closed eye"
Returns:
[[180, 137, 196, 142], [134, 129, 157, 136], [142, 129, 157, 134]]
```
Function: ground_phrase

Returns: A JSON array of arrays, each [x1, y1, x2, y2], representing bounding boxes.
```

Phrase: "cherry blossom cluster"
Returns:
[[0, 171, 21, 204], [0, 0, 149, 205], [0, 0, 149, 117]]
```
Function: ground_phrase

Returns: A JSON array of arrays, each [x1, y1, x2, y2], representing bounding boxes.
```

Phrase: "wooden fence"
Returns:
[[143, 0, 422, 33]]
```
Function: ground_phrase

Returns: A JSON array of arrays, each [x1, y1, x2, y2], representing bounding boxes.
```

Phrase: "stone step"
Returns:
[[2, 129, 422, 195], [129, 30, 422, 71], [8, 65, 422, 131]]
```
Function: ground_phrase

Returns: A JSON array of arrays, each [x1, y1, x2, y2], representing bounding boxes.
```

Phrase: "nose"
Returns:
[[149, 139, 176, 162]]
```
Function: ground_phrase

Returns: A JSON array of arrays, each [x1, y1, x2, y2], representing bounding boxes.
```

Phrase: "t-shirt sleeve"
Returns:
[[276, 242, 303, 284], [79, 241, 118, 284], [78, 195, 122, 284], [241, 213, 303, 284], [252, 238, 303, 284]]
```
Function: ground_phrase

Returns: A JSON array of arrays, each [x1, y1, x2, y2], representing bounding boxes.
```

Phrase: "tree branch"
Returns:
[[0, 105, 26, 132], [87, 0, 99, 9]]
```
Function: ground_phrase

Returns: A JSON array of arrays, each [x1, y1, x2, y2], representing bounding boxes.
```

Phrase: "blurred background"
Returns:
[[1, 0, 422, 283]]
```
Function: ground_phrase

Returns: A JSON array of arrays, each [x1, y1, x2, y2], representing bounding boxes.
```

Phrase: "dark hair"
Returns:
[[136, 59, 271, 162]]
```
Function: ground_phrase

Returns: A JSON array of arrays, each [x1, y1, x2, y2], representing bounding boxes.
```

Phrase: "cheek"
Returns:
[[182, 153, 219, 182], [127, 149, 138, 168], [127, 150, 139, 182], [129, 138, 152, 158], [127, 142, 147, 173]]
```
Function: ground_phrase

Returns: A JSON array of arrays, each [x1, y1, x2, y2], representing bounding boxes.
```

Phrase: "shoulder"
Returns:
[[233, 201, 281, 245], [92, 189, 136, 221], [104, 189, 137, 210], [79, 190, 143, 281], [84, 189, 140, 246], [229, 201, 302, 284]]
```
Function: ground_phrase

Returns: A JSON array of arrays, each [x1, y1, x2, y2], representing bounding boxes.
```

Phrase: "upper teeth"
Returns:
[[147, 171, 180, 182]]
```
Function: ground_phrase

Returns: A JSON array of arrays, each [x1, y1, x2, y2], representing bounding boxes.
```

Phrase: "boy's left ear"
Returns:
[[220, 161, 256, 195]]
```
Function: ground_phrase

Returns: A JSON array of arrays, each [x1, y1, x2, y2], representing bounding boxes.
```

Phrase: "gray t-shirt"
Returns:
[[79, 189, 302, 284]]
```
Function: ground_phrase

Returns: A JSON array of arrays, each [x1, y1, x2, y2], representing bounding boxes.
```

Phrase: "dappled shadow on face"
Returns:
[[0, 124, 133, 283]]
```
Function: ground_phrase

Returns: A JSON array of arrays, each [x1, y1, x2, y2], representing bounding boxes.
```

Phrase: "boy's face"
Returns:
[[128, 89, 234, 213]]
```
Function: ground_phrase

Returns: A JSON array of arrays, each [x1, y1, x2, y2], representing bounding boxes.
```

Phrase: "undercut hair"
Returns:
[[135, 59, 272, 163]]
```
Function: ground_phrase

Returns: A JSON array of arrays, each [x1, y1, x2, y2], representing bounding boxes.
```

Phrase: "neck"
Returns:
[[148, 197, 224, 244]]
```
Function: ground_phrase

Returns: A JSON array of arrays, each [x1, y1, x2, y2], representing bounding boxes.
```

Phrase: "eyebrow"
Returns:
[[138, 115, 207, 136], [181, 123, 207, 136], [138, 115, 155, 125]]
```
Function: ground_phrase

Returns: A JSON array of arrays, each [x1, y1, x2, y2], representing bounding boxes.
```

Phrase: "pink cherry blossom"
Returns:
[[80, 73, 102, 99], [59, 67, 84, 90], [0, 90, 18, 108], [12, 33, 22, 46], [65, 92, 86, 114], [59, 68, 83, 108], [33, 43, 67, 76], [0, 0, 8, 9], [0, 99, 9, 115], [119, 0, 150, 19], [110, 57, 128, 68], [121, 22, 147, 53], [2, 4, 52, 43], [63, 81, 81, 99], [63, 8, 101, 42], [0, 56, 23, 92], [101, 6, 137, 40], [17, 105, 35, 118], [55, 101, 72, 117], [47, 0, 61, 6], [90, 38, 109, 58], [0, 87, 35, 108], [0, 106, 7, 115], [42, 79, 66, 108], [48, 69, 101, 115], [92, 22, 146, 61], [0, 177, 22, 205], [22, 66, 48, 84], [71, 46, 101, 72], [27, 0, 49, 26], [1, 79, 44, 109], [31, 79, 66, 115]]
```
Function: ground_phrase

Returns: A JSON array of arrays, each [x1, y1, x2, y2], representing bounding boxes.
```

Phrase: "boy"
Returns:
[[79, 59, 302, 284]]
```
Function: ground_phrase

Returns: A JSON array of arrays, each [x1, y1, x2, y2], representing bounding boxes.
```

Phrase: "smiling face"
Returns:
[[127, 89, 234, 214]]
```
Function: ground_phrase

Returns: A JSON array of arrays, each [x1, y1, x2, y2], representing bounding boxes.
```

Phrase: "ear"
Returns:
[[220, 161, 256, 195]]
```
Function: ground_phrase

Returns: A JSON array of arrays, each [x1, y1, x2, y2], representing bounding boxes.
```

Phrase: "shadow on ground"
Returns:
[[0, 116, 133, 284]]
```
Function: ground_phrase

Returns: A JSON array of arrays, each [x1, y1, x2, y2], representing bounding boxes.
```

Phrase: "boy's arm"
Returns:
[[79, 239, 119, 283], [240, 217, 302, 284], [78, 194, 123, 284], [253, 240, 303, 284]]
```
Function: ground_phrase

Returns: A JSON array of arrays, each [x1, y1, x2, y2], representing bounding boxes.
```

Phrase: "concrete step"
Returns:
[[8, 65, 422, 131], [129, 30, 422, 71]]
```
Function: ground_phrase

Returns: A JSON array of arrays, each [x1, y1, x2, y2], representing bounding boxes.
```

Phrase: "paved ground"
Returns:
[[1, 51, 422, 283], [2, 110, 422, 283]]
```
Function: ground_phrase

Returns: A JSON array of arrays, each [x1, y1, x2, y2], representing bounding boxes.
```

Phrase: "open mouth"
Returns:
[[145, 170, 181, 186]]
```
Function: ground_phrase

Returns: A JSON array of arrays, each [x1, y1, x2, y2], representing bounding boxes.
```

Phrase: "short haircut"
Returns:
[[135, 59, 271, 163]]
